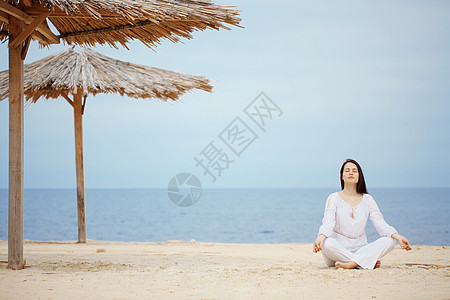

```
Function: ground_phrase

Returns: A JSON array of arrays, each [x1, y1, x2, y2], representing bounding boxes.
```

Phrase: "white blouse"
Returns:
[[318, 192, 397, 247]]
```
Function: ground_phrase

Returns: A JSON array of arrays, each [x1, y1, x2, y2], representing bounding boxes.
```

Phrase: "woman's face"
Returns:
[[342, 162, 359, 185]]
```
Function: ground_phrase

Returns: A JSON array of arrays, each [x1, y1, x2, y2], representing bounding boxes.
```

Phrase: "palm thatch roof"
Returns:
[[2, 0, 240, 268], [0, 47, 213, 102], [0, 0, 241, 48]]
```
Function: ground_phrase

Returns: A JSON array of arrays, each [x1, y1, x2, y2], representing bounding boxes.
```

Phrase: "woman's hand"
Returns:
[[391, 233, 412, 251], [313, 234, 327, 253]]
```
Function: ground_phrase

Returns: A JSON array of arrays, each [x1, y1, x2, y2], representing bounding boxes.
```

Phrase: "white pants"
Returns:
[[321, 236, 396, 269]]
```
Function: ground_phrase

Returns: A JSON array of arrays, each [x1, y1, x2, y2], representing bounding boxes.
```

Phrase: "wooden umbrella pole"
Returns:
[[73, 89, 86, 243], [8, 16, 25, 270]]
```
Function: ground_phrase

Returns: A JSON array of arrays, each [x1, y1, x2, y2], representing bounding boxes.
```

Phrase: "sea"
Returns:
[[0, 188, 449, 246]]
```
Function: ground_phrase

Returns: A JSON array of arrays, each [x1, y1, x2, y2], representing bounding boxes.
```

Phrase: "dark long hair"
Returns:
[[340, 159, 368, 194]]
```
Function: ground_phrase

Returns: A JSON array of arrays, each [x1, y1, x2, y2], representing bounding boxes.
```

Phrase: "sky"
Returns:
[[0, 1, 449, 189]]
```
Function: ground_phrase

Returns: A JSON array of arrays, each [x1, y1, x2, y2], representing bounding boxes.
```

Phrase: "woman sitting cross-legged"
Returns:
[[313, 159, 411, 269]]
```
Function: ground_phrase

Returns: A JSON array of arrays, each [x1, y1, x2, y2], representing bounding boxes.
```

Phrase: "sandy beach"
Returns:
[[0, 240, 449, 299]]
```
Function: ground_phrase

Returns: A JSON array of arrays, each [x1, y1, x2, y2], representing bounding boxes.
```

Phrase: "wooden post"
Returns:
[[8, 16, 25, 270], [73, 90, 86, 243]]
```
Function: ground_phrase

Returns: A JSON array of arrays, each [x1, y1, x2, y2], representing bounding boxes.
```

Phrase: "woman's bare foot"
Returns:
[[374, 260, 381, 269], [335, 261, 358, 269]]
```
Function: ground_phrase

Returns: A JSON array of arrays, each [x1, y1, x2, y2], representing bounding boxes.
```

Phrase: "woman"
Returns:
[[313, 159, 411, 269]]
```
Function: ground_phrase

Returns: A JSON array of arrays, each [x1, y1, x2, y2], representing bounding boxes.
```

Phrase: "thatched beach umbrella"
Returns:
[[0, 47, 213, 102], [0, 46, 213, 245], [0, 0, 241, 269]]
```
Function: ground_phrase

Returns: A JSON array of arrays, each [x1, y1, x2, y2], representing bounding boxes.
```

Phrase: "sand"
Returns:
[[0, 240, 449, 299]]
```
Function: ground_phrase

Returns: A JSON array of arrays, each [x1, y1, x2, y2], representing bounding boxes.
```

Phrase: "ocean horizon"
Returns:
[[1, 188, 449, 246]]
